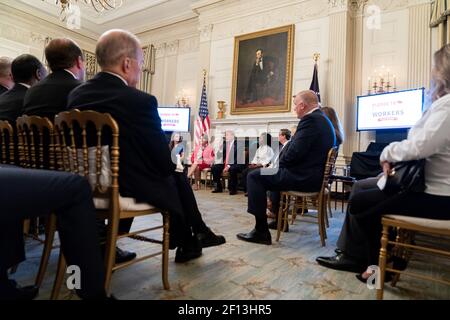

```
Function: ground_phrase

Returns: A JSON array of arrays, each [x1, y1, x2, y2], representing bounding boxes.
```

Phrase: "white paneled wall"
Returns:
[[359, 9, 410, 151], [209, 38, 234, 116], [293, 17, 329, 107], [0, 37, 30, 58]]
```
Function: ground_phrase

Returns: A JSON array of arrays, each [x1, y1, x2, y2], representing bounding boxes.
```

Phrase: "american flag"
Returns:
[[194, 73, 210, 148]]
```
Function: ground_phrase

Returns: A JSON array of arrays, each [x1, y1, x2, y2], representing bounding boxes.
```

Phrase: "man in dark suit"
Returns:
[[0, 166, 108, 300], [22, 38, 84, 119], [0, 57, 14, 95], [211, 130, 246, 195], [237, 90, 336, 245], [267, 128, 291, 229], [68, 29, 224, 263], [0, 54, 46, 122]]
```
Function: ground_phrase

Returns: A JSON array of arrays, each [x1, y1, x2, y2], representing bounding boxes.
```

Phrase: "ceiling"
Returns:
[[2, 0, 200, 38]]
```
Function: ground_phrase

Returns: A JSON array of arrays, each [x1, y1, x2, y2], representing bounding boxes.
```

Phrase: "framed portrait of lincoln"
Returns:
[[231, 25, 295, 115]]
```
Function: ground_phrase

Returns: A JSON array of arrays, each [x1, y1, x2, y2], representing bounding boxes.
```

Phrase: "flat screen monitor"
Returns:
[[157, 107, 191, 132], [356, 88, 424, 131]]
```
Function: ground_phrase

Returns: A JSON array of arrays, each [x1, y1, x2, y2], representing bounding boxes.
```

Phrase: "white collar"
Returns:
[[104, 71, 128, 86], [305, 107, 320, 116], [18, 83, 31, 89], [282, 140, 290, 147], [64, 69, 78, 80]]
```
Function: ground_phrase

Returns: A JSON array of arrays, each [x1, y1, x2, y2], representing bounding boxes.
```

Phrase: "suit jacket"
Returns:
[[67, 72, 175, 203], [23, 70, 82, 120], [0, 85, 8, 95], [0, 84, 28, 122], [279, 109, 336, 192]]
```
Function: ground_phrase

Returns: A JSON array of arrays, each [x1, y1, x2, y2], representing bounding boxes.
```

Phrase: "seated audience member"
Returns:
[[211, 130, 246, 195], [241, 133, 274, 193], [22, 38, 84, 119], [170, 132, 185, 173], [317, 44, 450, 282], [0, 54, 46, 122], [0, 57, 13, 95], [237, 90, 336, 245], [266, 129, 291, 222], [321, 106, 344, 147], [169, 135, 226, 248], [67, 29, 224, 263], [188, 134, 215, 190], [0, 166, 108, 300]]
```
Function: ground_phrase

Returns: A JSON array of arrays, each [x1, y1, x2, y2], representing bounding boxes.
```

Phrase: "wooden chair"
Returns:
[[198, 167, 213, 189], [15, 115, 58, 287], [52, 109, 170, 298], [377, 215, 450, 300], [0, 119, 19, 275], [0, 119, 15, 165], [276, 147, 338, 247]]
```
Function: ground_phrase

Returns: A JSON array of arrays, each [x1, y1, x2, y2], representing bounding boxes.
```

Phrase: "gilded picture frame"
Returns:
[[231, 25, 295, 115]]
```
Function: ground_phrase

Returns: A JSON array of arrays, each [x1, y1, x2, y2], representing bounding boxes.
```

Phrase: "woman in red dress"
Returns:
[[188, 135, 215, 190]]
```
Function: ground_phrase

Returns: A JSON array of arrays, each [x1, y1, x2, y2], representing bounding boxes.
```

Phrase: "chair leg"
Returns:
[[327, 187, 333, 218], [276, 194, 288, 242], [104, 215, 119, 295], [318, 198, 326, 247], [377, 224, 390, 300], [162, 212, 170, 290], [35, 214, 57, 287], [51, 252, 66, 300], [23, 219, 31, 235]]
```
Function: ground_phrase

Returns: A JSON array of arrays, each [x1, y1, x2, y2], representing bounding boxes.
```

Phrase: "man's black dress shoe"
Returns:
[[229, 190, 237, 195], [316, 253, 365, 273], [175, 246, 202, 263], [0, 280, 39, 301], [115, 247, 137, 264], [268, 220, 289, 232], [212, 188, 223, 193], [236, 229, 272, 245], [197, 229, 226, 248]]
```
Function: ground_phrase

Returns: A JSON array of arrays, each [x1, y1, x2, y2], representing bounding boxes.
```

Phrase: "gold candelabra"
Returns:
[[368, 66, 397, 95]]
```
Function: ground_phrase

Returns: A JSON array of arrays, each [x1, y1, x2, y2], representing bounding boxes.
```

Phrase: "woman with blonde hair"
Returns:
[[317, 44, 450, 282]]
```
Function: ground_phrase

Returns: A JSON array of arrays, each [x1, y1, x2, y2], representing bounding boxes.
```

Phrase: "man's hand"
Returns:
[[223, 165, 230, 174], [381, 161, 391, 176]]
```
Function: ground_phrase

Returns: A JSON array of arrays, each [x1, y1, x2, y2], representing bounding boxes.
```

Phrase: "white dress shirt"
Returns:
[[251, 145, 274, 166], [104, 71, 128, 86], [269, 140, 290, 169], [64, 69, 78, 80], [380, 93, 450, 196], [18, 83, 31, 89]]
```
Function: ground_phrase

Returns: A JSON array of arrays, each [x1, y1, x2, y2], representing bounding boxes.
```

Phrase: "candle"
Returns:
[[368, 77, 371, 92], [393, 75, 397, 90]]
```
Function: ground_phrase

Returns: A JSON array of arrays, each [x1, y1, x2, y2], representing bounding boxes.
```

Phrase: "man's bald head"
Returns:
[[95, 29, 143, 87], [293, 90, 319, 119], [96, 29, 141, 69], [0, 57, 13, 89]]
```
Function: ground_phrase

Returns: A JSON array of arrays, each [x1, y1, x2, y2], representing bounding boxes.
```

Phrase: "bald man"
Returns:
[[0, 57, 13, 95], [237, 90, 336, 245], [68, 29, 224, 263], [23, 38, 84, 120]]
